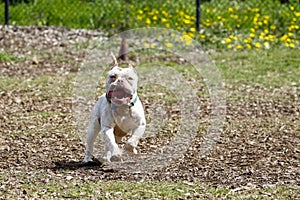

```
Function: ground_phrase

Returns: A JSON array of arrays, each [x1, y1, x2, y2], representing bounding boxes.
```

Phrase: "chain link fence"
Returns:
[[1, 0, 208, 31]]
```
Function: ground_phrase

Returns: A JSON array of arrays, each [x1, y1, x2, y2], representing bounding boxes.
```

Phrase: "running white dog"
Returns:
[[83, 55, 146, 162]]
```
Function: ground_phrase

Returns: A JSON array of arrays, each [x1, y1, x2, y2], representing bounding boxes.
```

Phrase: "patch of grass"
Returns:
[[1, 0, 299, 49], [0, 51, 23, 62], [1, 170, 299, 199], [0, 75, 73, 98], [212, 48, 300, 87]]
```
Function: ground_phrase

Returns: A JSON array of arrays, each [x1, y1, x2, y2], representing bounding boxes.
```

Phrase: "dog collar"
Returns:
[[106, 93, 138, 107], [106, 93, 112, 104]]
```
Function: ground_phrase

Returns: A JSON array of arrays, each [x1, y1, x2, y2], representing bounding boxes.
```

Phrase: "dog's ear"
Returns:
[[118, 37, 127, 61], [110, 52, 118, 69], [128, 63, 137, 74]]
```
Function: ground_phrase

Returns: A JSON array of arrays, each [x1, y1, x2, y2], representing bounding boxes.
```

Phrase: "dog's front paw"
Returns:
[[110, 154, 122, 162], [83, 150, 93, 163], [124, 143, 138, 154]]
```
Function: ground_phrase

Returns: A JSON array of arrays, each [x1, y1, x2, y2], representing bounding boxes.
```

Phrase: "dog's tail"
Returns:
[[118, 37, 127, 61]]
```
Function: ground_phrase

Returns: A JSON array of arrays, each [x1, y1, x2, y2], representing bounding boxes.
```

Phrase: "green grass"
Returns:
[[1, 170, 299, 199], [212, 48, 300, 87], [0, 75, 73, 98], [0, 50, 23, 62], [1, 0, 299, 49]]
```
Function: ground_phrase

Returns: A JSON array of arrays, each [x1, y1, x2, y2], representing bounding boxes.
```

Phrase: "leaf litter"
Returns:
[[0, 26, 299, 198]]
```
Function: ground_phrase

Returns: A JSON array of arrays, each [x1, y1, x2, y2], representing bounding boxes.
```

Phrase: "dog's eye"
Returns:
[[110, 75, 116, 79], [128, 77, 134, 80]]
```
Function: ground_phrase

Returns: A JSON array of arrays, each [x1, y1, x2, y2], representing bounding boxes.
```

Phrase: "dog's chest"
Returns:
[[112, 107, 138, 132]]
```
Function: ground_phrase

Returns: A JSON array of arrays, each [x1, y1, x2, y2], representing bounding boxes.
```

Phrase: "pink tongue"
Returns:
[[112, 90, 125, 98]]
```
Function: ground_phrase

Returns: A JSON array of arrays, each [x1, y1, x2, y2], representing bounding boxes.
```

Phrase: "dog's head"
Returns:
[[106, 54, 138, 106]]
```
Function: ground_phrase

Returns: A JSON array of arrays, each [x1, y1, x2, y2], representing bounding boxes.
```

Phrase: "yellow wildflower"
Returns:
[[229, 35, 238, 41], [204, 19, 211, 26], [161, 18, 167, 23], [270, 25, 276, 30], [268, 35, 275, 41], [164, 42, 173, 48], [227, 45, 233, 49], [254, 42, 261, 48], [138, 10, 143, 14], [236, 45, 243, 49], [152, 15, 157, 20], [224, 38, 232, 43], [280, 34, 288, 42], [185, 15, 191, 20], [230, 14, 238, 20], [290, 6, 294, 11], [250, 33, 256, 38], [137, 15, 143, 20], [296, 12, 300, 17], [264, 29, 269, 34], [188, 32, 194, 38], [289, 43, 295, 48], [146, 18, 151, 24], [246, 44, 252, 49], [180, 35, 192, 46], [183, 19, 192, 25], [253, 17, 258, 23], [143, 43, 155, 48], [199, 34, 206, 39], [259, 33, 265, 40], [162, 10, 168, 16], [190, 27, 196, 32], [228, 7, 234, 13], [244, 38, 251, 43]]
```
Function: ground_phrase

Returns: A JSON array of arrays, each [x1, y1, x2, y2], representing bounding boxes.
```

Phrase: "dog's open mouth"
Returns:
[[108, 88, 132, 105]]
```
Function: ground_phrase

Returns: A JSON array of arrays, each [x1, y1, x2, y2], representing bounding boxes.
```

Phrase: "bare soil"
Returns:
[[0, 26, 299, 189]]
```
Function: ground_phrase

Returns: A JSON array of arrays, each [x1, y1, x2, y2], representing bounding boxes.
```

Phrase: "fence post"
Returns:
[[196, 0, 201, 32], [4, 0, 9, 25]]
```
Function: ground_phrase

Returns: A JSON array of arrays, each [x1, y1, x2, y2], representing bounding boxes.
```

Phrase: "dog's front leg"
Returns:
[[124, 124, 146, 154], [102, 127, 122, 162], [83, 114, 101, 163]]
